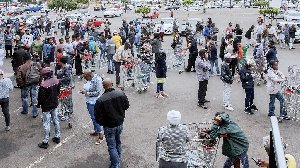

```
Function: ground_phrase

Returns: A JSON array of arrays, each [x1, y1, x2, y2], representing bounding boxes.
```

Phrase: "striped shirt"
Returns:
[[158, 124, 191, 163], [0, 78, 13, 99]]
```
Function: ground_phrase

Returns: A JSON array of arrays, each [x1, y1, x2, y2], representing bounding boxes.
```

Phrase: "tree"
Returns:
[[259, 8, 280, 23], [253, 1, 269, 9], [182, 0, 194, 11], [134, 6, 151, 16], [121, 0, 129, 4], [48, 0, 78, 11], [75, 0, 88, 4]]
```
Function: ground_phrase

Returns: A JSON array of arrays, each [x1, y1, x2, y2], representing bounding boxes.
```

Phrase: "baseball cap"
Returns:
[[113, 30, 118, 34], [167, 110, 181, 125]]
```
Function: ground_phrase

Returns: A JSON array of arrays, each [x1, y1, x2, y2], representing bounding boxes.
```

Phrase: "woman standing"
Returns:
[[31, 35, 43, 60], [4, 29, 13, 58]]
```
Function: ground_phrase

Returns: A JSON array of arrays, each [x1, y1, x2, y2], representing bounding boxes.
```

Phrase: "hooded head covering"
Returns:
[[0, 69, 3, 75], [42, 67, 53, 80], [167, 110, 181, 125]]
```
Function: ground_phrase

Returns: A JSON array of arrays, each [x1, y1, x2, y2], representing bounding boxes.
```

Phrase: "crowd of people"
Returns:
[[0, 9, 297, 168]]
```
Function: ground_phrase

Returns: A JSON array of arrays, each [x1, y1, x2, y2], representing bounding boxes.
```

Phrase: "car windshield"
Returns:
[[160, 19, 173, 24]]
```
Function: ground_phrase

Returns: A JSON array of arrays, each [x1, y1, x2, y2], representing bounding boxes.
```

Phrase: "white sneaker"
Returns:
[[225, 105, 234, 111], [5, 126, 10, 131]]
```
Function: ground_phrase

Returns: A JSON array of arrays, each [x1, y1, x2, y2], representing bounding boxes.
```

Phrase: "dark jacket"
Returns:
[[57, 65, 72, 88], [94, 88, 129, 128], [37, 78, 60, 112], [239, 65, 254, 89], [210, 113, 249, 157], [155, 53, 167, 78], [289, 27, 296, 38], [265, 46, 278, 63], [245, 28, 253, 39], [220, 61, 232, 84], [16, 61, 43, 88], [151, 38, 161, 54], [209, 45, 218, 61], [12, 48, 26, 68]]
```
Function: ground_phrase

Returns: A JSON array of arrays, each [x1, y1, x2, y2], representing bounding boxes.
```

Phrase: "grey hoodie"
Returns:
[[105, 39, 116, 55]]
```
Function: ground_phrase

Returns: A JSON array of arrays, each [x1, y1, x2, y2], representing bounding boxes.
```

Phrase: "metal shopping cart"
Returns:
[[250, 57, 267, 86], [281, 65, 300, 122], [81, 50, 93, 72], [57, 86, 74, 128], [120, 59, 138, 91], [156, 122, 219, 168]]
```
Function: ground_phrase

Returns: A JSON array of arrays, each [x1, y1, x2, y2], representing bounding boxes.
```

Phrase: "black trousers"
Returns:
[[75, 56, 82, 76], [229, 58, 239, 76], [198, 80, 208, 105], [5, 45, 12, 58], [186, 53, 197, 71], [115, 62, 121, 85], [0, 98, 10, 126]]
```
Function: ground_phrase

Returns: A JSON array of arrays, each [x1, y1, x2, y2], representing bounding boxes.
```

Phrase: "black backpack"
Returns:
[[25, 62, 40, 85]]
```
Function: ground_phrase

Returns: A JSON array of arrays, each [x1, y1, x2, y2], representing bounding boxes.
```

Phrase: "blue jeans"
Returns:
[[66, 27, 70, 36], [269, 91, 286, 117], [21, 85, 38, 116], [223, 151, 249, 168], [100, 43, 106, 60], [107, 54, 115, 71], [157, 83, 164, 93], [42, 109, 60, 143], [245, 88, 254, 109], [210, 59, 220, 75], [257, 34, 262, 41], [86, 103, 102, 133], [104, 124, 123, 168], [263, 36, 267, 48], [140, 63, 152, 84]]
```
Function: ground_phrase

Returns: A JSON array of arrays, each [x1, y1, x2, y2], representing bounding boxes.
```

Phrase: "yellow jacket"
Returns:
[[286, 154, 296, 168], [111, 35, 122, 50]]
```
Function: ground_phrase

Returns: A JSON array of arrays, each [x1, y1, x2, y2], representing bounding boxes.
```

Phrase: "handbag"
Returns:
[[95, 45, 100, 53]]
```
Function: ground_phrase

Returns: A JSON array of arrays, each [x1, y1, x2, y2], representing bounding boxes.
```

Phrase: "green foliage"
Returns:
[[48, 0, 77, 11], [253, 1, 269, 8], [121, 0, 129, 4], [234, 0, 241, 2], [259, 8, 280, 17], [134, 6, 151, 14], [75, 0, 88, 4], [182, 0, 194, 6]]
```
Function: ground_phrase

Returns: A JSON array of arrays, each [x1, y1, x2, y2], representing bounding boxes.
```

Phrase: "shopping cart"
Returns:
[[156, 122, 219, 168], [194, 32, 204, 46], [57, 86, 74, 128], [81, 50, 93, 72], [281, 65, 300, 121], [250, 57, 267, 86], [120, 59, 138, 91]]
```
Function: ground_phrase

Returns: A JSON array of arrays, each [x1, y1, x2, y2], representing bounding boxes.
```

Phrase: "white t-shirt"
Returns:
[[159, 24, 165, 32]]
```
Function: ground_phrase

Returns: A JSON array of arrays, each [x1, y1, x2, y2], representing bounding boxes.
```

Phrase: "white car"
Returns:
[[183, 5, 201, 11], [286, 2, 296, 9], [104, 8, 123, 18], [180, 18, 204, 36], [149, 5, 159, 11], [284, 11, 300, 22], [154, 18, 177, 35]]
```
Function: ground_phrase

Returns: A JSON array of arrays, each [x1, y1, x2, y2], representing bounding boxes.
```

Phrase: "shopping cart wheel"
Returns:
[[121, 87, 124, 91], [138, 89, 142, 94], [263, 80, 267, 84], [68, 122, 72, 128], [131, 83, 135, 87], [257, 83, 260, 86], [179, 70, 182, 74]]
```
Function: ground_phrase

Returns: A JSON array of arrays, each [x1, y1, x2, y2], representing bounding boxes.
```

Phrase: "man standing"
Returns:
[[21, 29, 33, 51], [184, 35, 198, 72], [255, 21, 263, 41], [106, 35, 116, 74], [159, 21, 165, 42], [65, 18, 70, 36], [221, 53, 234, 111], [12, 44, 26, 75], [16, 53, 42, 117], [37, 67, 61, 149], [196, 49, 210, 109], [94, 78, 130, 168], [0, 69, 13, 131], [267, 61, 290, 121], [112, 30, 122, 50], [210, 112, 250, 168], [172, 22, 179, 41], [264, 40, 278, 64], [113, 42, 131, 88]]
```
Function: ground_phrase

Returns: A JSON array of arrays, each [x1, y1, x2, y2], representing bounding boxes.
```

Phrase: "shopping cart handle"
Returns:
[[220, 134, 227, 138]]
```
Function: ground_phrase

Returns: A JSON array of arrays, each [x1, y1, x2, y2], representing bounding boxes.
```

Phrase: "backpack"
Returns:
[[25, 62, 40, 85]]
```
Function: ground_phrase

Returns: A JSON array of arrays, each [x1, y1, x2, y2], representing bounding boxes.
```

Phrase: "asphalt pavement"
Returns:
[[0, 7, 299, 168]]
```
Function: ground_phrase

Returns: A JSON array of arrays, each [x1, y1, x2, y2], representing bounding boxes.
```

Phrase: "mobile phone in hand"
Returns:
[[252, 157, 260, 165]]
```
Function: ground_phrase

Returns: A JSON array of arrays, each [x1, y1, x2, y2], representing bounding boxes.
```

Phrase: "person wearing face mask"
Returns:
[[43, 38, 56, 67], [267, 61, 290, 121], [21, 29, 33, 51]]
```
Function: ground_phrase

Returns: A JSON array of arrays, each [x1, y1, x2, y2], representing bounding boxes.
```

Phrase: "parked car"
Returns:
[[284, 11, 300, 22], [272, 10, 285, 19], [154, 18, 178, 34], [104, 8, 123, 18], [94, 6, 100, 11], [286, 2, 296, 9], [180, 18, 204, 36], [24, 6, 42, 12], [164, 5, 180, 10], [142, 11, 159, 19], [149, 4, 160, 11], [91, 18, 105, 27], [183, 5, 201, 11]]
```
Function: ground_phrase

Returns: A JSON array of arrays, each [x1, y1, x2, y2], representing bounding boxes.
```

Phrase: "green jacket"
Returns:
[[210, 113, 249, 157]]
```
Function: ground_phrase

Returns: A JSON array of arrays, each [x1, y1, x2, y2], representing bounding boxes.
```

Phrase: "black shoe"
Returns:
[[268, 113, 275, 117], [191, 70, 196, 72], [110, 71, 114, 74], [29, 103, 33, 107], [107, 71, 110, 74], [52, 137, 60, 144], [244, 109, 254, 115], [20, 111, 27, 115], [280, 116, 291, 120], [250, 105, 258, 111], [185, 68, 191, 72], [38, 142, 49, 149], [33, 114, 38, 118]]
